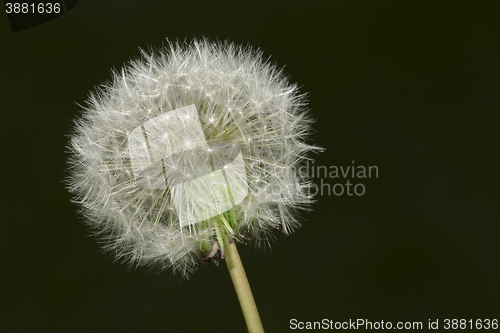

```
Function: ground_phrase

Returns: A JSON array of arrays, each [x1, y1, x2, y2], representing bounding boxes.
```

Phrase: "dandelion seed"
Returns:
[[66, 38, 322, 333]]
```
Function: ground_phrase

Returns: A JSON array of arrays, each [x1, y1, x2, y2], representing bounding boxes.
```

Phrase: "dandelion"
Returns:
[[67, 38, 321, 332]]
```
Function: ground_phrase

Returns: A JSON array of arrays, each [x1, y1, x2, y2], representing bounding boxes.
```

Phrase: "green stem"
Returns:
[[224, 238, 265, 333]]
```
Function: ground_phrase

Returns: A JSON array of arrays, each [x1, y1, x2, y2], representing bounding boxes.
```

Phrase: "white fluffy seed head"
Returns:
[[67, 39, 322, 278]]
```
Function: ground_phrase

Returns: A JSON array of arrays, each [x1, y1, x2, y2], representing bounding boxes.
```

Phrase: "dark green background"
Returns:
[[2, 1, 499, 332]]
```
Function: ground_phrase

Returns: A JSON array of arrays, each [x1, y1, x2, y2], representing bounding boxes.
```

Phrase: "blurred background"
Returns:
[[1, 0, 499, 331]]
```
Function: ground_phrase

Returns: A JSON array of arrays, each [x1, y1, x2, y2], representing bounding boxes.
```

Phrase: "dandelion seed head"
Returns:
[[66, 38, 321, 278]]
